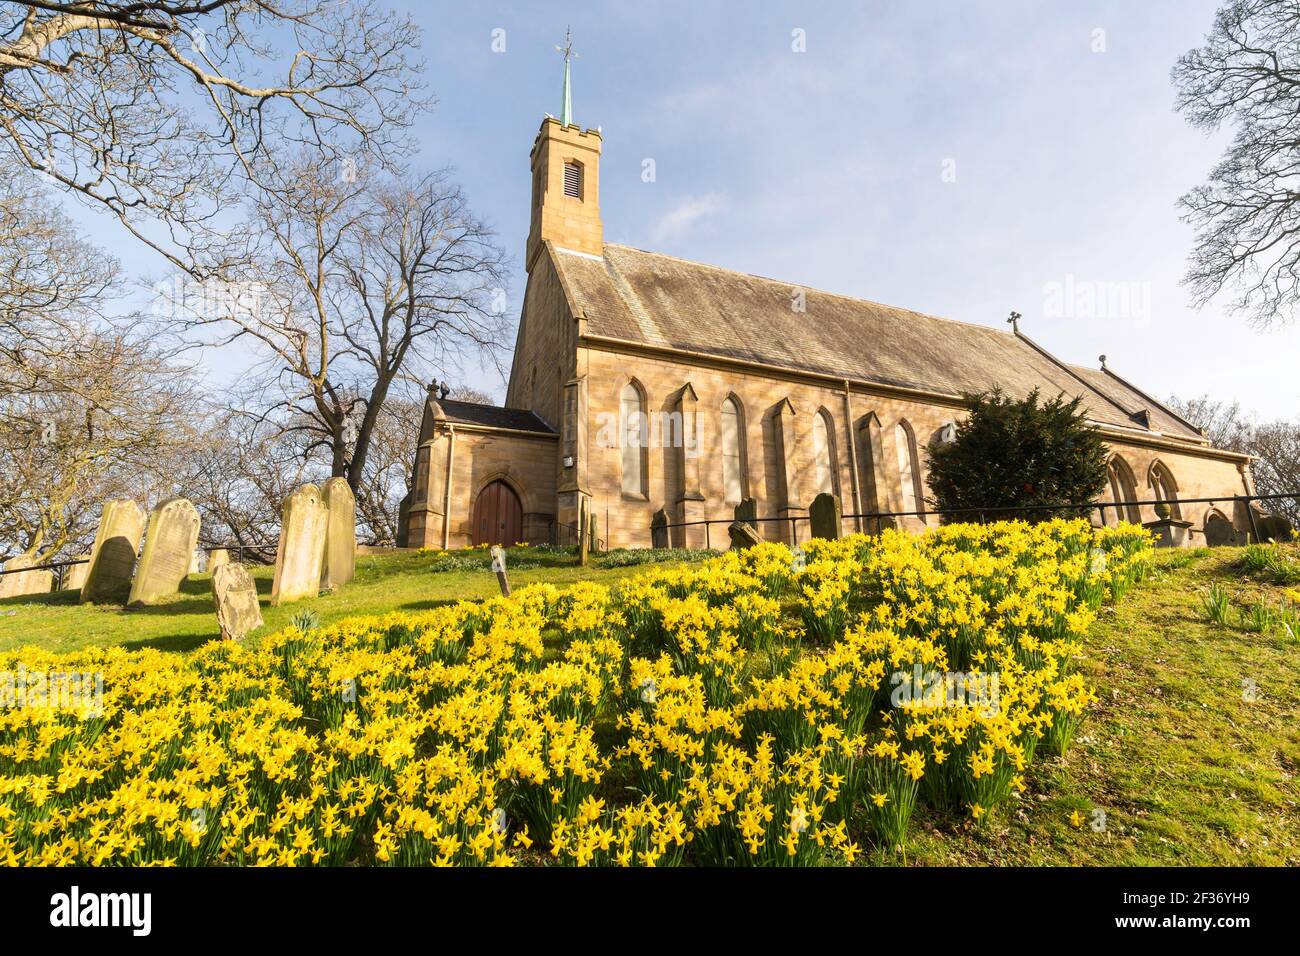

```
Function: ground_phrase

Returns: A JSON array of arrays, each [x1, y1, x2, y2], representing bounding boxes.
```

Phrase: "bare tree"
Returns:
[[174, 410, 317, 559], [0, 0, 424, 273], [181, 157, 508, 495], [1166, 394, 1254, 452], [353, 395, 419, 546], [0, 170, 117, 398], [1174, 0, 1300, 328], [1250, 421, 1300, 524], [0, 325, 201, 562], [1169, 393, 1300, 525]]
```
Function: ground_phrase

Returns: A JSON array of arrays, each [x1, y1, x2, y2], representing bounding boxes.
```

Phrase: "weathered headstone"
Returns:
[[0, 555, 53, 599], [1254, 509, 1294, 544], [129, 498, 202, 606], [211, 563, 263, 641], [207, 549, 231, 572], [271, 483, 329, 606], [396, 491, 412, 549], [1204, 514, 1242, 547], [188, 549, 206, 576], [728, 520, 762, 550], [809, 492, 843, 540], [734, 497, 758, 530], [320, 477, 357, 591], [81, 499, 146, 604], [64, 556, 91, 592], [651, 508, 669, 549]]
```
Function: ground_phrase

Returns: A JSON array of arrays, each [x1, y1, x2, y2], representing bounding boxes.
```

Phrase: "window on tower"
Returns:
[[563, 161, 583, 199]]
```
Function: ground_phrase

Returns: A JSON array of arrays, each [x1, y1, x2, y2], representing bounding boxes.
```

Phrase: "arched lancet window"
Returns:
[[1105, 456, 1141, 525], [895, 421, 924, 518], [620, 381, 647, 497], [1149, 462, 1181, 519], [812, 409, 837, 497], [720, 395, 746, 504]]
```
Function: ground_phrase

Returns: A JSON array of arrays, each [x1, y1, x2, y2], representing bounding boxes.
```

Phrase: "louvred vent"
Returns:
[[563, 162, 582, 199]]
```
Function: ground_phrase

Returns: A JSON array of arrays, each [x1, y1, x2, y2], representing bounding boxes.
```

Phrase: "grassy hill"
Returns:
[[1, 538, 1297, 865], [908, 544, 1300, 866]]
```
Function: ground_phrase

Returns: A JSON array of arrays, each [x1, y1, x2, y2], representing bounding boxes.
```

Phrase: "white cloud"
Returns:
[[649, 192, 726, 244]]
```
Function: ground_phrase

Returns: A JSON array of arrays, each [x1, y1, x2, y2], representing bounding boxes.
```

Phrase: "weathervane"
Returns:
[[556, 26, 578, 127], [1007, 310, 1021, 333]]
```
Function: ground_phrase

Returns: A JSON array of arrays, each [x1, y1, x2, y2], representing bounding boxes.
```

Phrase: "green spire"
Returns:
[[556, 27, 577, 127]]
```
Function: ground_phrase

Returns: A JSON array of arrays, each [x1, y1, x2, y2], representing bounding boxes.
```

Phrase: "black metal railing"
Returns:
[[546, 519, 606, 553], [651, 492, 1300, 547]]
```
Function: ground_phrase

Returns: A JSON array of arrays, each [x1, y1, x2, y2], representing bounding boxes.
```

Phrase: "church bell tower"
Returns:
[[526, 29, 603, 271]]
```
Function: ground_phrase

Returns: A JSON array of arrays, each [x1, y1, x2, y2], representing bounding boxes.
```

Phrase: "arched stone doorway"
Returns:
[[472, 480, 523, 547]]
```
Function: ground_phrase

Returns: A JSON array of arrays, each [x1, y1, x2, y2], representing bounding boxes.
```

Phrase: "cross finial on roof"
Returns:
[[1007, 310, 1021, 333], [556, 26, 578, 127]]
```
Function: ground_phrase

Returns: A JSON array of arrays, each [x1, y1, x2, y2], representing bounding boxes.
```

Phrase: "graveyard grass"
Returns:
[[0, 546, 711, 654], [1, 540, 1297, 866]]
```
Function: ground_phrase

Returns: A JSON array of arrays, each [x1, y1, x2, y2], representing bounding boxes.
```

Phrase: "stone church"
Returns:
[[403, 104, 1256, 552]]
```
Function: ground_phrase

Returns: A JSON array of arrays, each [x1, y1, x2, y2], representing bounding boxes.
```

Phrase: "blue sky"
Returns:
[[65, 0, 1300, 419]]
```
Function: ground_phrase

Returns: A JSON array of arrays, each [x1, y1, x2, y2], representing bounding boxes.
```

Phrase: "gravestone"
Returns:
[[207, 549, 231, 572], [81, 499, 146, 604], [129, 497, 202, 606], [64, 556, 91, 592], [650, 508, 669, 549], [734, 497, 758, 530], [320, 477, 357, 591], [1204, 514, 1242, 547], [271, 483, 328, 606], [0, 556, 52, 599], [188, 549, 205, 576], [396, 491, 412, 548], [809, 492, 843, 540], [1253, 509, 1294, 544], [727, 520, 762, 550], [867, 514, 897, 536], [211, 563, 263, 641]]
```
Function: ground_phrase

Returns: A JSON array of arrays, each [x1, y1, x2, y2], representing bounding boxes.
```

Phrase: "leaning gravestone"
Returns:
[[129, 498, 202, 606], [64, 556, 91, 592], [211, 563, 263, 641], [81, 499, 146, 604], [207, 549, 231, 572], [0, 556, 52, 599], [320, 477, 357, 591], [271, 483, 329, 606], [728, 520, 762, 550], [734, 497, 758, 530], [1255, 510, 1294, 544], [809, 492, 843, 540]]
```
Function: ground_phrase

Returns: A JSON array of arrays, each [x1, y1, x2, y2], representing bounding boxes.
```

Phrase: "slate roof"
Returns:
[[551, 243, 1205, 443], [436, 399, 555, 434]]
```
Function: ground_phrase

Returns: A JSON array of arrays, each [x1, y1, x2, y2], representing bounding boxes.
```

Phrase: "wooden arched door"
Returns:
[[472, 480, 523, 547]]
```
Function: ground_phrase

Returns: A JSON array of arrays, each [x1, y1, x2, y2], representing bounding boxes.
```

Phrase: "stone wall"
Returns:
[[575, 343, 1251, 550], [407, 427, 558, 549]]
